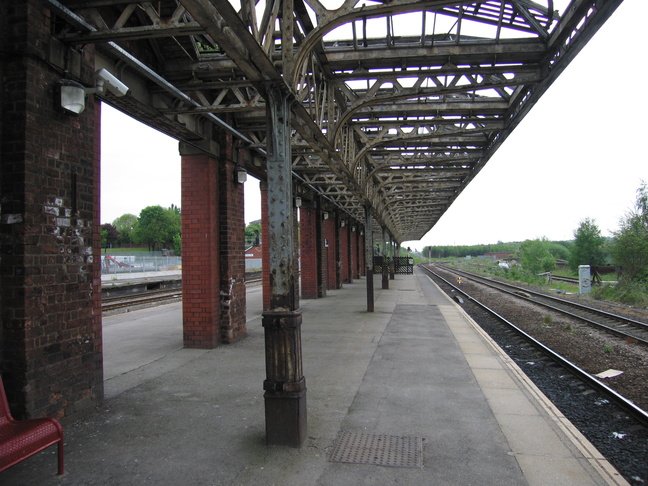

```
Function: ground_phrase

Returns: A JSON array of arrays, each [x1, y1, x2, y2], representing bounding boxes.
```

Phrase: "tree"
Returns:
[[165, 205, 182, 254], [245, 221, 262, 247], [520, 238, 556, 275], [134, 205, 173, 251], [569, 218, 606, 272], [611, 181, 648, 282], [101, 223, 119, 248], [548, 242, 571, 261], [112, 213, 138, 245]]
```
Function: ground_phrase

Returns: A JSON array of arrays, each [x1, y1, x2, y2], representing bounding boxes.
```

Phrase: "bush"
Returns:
[[591, 280, 648, 307]]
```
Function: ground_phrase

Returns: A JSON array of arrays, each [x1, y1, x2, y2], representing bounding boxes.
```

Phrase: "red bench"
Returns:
[[0, 376, 64, 475]]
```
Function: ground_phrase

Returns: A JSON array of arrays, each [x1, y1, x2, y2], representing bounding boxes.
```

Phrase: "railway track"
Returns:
[[102, 289, 182, 313], [437, 263, 648, 346], [102, 277, 263, 314], [419, 264, 648, 484], [421, 264, 648, 424]]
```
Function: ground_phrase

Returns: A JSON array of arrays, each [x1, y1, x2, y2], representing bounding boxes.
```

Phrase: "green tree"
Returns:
[[245, 221, 262, 247], [611, 182, 648, 282], [569, 218, 606, 272], [134, 205, 173, 251], [165, 205, 182, 253], [101, 223, 119, 248], [520, 238, 556, 275], [112, 213, 138, 245]]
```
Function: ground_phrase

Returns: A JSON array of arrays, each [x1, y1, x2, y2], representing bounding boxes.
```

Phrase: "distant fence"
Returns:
[[101, 253, 182, 275]]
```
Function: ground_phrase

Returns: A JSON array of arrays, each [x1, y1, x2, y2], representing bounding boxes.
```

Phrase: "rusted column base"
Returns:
[[264, 388, 307, 447], [366, 270, 374, 312], [262, 310, 307, 447], [382, 261, 389, 289]]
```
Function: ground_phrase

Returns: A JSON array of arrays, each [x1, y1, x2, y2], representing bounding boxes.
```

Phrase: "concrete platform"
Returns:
[[1, 268, 629, 485]]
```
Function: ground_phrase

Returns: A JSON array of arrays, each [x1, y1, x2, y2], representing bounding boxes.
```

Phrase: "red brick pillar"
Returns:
[[324, 217, 336, 289], [217, 143, 247, 343], [334, 214, 343, 289], [0, 1, 102, 419], [293, 204, 300, 303], [340, 221, 350, 284], [299, 204, 319, 299], [359, 229, 366, 276], [350, 225, 359, 279], [180, 142, 220, 348]]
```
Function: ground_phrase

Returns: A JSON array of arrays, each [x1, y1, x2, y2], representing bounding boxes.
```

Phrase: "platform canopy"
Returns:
[[47, 0, 622, 243]]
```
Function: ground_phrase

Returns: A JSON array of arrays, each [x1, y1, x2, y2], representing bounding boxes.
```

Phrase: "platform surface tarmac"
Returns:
[[2, 268, 628, 485]]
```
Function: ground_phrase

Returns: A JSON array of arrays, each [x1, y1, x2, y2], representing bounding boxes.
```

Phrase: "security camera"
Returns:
[[93, 68, 129, 97]]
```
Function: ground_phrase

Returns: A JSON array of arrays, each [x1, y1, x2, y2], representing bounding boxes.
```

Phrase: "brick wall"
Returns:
[[340, 223, 349, 284], [350, 227, 359, 279], [0, 1, 103, 419], [299, 206, 318, 299], [181, 147, 220, 348], [217, 143, 247, 343], [324, 218, 337, 289], [360, 231, 365, 276]]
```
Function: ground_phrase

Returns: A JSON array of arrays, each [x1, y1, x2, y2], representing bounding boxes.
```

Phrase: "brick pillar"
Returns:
[[351, 226, 359, 279], [324, 217, 336, 290], [0, 0, 103, 419], [300, 205, 318, 299], [340, 222, 350, 284], [316, 205, 327, 298], [180, 142, 220, 348], [293, 204, 300, 303], [217, 142, 247, 343], [334, 214, 343, 289], [359, 230, 366, 276]]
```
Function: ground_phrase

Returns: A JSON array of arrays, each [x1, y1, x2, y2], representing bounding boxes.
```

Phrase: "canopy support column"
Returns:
[[262, 84, 306, 447]]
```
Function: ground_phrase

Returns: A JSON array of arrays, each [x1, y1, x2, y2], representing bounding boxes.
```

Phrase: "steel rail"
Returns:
[[437, 264, 648, 345], [101, 278, 263, 313], [418, 264, 648, 427]]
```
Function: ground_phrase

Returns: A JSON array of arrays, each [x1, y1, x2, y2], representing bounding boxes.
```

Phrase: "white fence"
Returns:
[[101, 253, 182, 275]]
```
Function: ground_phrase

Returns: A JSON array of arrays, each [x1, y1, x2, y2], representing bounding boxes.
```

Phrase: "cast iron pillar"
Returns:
[[365, 206, 374, 312], [389, 236, 395, 280], [262, 84, 306, 447], [382, 227, 389, 289]]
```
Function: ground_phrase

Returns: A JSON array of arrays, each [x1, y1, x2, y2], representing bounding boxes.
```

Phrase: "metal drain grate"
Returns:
[[329, 432, 423, 468]]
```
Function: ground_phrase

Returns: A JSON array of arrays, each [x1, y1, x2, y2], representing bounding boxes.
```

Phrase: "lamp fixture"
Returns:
[[295, 196, 302, 208], [59, 80, 86, 114], [340, 220, 345, 227], [235, 166, 248, 184], [59, 69, 129, 115], [323, 212, 329, 220]]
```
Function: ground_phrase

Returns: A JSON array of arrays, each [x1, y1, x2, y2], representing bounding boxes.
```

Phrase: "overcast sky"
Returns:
[[101, 0, 646, 249]]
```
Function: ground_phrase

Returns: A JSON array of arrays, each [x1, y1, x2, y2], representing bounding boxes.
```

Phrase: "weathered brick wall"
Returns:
[[180, 145, 220, 348], [299, 206, 318, 299], [217, 142, 247, 343], [358, 228, 367, 277], [340, 224, 349, 284], [0, 1, 103, 419], [351, 227, 359, 279], [293, 205, 300, 303], [324, 218, 337, 289]]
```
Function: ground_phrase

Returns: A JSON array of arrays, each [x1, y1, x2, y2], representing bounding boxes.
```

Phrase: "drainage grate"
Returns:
[[329, 432, 423, 468]]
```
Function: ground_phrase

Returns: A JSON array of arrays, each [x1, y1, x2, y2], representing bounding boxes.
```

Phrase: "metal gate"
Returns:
[[373, 256, 413, 275]]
